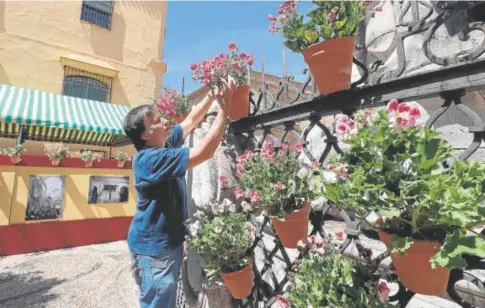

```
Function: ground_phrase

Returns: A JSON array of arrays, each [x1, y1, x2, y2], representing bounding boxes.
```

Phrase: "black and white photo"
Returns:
[[26, 175, 65, 221], [88, 176, 129, 204]]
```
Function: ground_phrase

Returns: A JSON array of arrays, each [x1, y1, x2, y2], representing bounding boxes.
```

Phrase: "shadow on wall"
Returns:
[[83, 6, 126, 62], [0, 62, 11, 85], [0, 271, 65, 308], [121, 1, 164, 20], [110, 76, 131, 107], [0, 0, 4, 31]]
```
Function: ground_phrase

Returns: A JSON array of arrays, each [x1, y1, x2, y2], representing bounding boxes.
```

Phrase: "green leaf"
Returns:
[[390, 235, 413, 257], [334, 18, 347, 30], [432, 232, 485, 269], [283, 40, 304, 53], [303, 30, 319, 44]]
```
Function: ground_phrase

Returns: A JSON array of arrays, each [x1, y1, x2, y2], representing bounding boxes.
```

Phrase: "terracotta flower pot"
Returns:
[[220, 262, 254, 299], [117, 161, 126, 168], [10, 155, 22, 164], [379, 231, 450, 295], [51, 159, 61, 166], [271, 201, 310, 248], [229, 85, 250, 120], [85, 160, 94, 168], [302, 36, 356, 95], [174, 113, 188, 124]]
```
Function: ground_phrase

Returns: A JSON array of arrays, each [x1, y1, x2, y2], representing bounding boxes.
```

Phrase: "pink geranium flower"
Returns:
[[234, 187, 244, 199], [377, 281, 391, 302], [228, 43, 238, 51], [275, 181, 286, 191], [219, 175, 227, 188], [273, 296, 291, 308], [336, 231, 345, 240], [249, 191, 261, 204]]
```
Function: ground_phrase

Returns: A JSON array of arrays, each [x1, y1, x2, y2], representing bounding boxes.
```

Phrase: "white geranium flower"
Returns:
[[241, 201, 251, 212], [193, 210, 204, 219], [322, 171, 338, 184], [188, 221, 200, 237]]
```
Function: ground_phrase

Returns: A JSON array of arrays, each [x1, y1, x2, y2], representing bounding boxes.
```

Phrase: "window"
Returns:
[[81, 0, 114, 29], [62, 67, 112, 102]]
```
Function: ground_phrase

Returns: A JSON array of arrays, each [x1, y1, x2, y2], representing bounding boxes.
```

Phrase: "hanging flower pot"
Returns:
[[379, 231, 450, 295], [229, 85, 250, 120], [10, 155, 22, 164], [220, 262, 254, 299], [302, 36, 356, 95], [51, 159, 62, 166], [85, 160, 94, 168], [117, 161, 126, 168], [271, 201, 310, 248], [174, 113, 189, 124]]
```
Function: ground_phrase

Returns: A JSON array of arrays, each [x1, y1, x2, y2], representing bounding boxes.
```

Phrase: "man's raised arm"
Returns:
[[188, 79, 235, 169], [180, 93, 215, 138]]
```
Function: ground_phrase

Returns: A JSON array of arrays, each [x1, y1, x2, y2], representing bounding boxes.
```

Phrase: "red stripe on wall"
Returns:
[[0, 154, 132, 168], [0, 216, 133, 256]]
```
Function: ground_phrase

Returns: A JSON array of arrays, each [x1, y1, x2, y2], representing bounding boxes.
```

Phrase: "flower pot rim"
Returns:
[[269, 200, 311, 220], [304, 35, 356, 51], [379, 230, 443, 247], [376, 218, 450, 243], [220, 261, 253, 279]]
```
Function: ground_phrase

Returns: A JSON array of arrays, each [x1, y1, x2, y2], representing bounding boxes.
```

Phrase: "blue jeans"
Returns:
[[131, 245, 183, 308]]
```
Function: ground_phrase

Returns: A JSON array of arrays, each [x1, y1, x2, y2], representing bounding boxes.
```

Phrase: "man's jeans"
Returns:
[[131, 245, 183, 308]]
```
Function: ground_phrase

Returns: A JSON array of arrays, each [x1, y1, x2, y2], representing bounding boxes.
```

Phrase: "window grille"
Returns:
[[62, 66, 112, 102], [81, 0, 114, 29]]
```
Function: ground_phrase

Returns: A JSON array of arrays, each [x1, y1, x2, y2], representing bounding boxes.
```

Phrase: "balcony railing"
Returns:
[[178, 1, 485, 307]]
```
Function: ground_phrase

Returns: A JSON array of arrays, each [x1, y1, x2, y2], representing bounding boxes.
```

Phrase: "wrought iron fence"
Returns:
[[180, 2, 485, 307]]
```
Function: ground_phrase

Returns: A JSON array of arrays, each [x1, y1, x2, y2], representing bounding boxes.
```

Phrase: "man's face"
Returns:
[[141, 108, 172, 148]]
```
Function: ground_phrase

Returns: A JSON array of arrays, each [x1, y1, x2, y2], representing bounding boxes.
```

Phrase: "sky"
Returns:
[[162, 1, 313, 94]]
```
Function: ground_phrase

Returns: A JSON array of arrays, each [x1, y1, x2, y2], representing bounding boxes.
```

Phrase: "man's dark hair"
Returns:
[[123, 104, 152, 151]]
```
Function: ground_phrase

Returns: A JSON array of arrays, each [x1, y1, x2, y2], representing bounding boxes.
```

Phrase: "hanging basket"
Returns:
[[220, 262, 254, 299], [302, 36, 356, 95], [10, 155, 22, 164], [271, 201, 310, 248], [379, 231, 450, 295], [228, 85, 250, 120]]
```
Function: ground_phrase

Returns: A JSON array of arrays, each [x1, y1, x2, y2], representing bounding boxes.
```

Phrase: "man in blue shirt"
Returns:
[[122, 79, 235, 308]]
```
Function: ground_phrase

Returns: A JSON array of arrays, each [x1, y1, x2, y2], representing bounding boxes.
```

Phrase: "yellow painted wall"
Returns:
[[0, 1, 161, 155], [0, 0, 167, 106], [0, 167, 16, 226], [0, 166, 136, 226]]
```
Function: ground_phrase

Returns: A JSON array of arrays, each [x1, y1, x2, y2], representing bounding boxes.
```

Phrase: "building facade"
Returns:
[[0, 1, 167, 255], [0, 0, 167, 155]]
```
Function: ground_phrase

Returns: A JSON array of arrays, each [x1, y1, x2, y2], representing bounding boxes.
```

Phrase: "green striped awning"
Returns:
[[0, 84, 130, 146]]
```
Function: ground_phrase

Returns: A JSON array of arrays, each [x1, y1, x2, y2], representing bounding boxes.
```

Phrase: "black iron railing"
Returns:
[[179, 2, 485, 307]]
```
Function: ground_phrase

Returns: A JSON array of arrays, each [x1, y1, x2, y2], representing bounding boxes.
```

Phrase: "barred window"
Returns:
[[80, 0, 114, 29], [62, 67, 112, 102]]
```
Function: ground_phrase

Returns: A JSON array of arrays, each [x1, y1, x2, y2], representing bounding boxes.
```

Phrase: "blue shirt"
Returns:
[[127, 125, 190, 256]]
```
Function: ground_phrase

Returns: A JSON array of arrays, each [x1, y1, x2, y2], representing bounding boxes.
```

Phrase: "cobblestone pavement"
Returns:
[[0, 241, 468, 308]]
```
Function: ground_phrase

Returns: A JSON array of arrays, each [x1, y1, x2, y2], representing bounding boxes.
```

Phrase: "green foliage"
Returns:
[[235, 142, 313, 217], [0, 144, 24, 157], [285, 253, 393, 308], [186, 201, 255, 279], [311, 102, 485, 269], [272, 1, 367, 53]]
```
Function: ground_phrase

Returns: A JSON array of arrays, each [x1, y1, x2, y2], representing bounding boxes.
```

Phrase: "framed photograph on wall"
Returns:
[[88, 176, 129, 204], [26, 175, 66, 221]]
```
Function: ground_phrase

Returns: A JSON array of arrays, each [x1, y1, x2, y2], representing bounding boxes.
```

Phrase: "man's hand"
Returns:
[[211, 77, 236, 115]]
